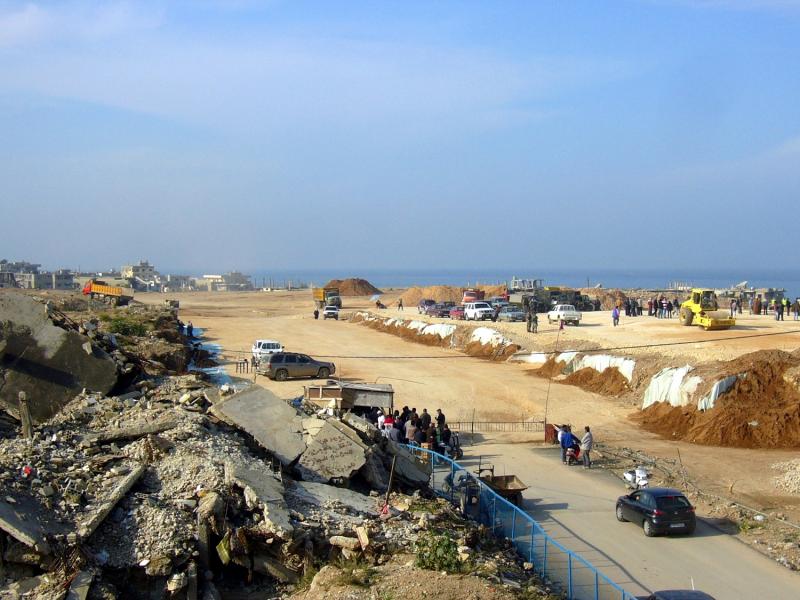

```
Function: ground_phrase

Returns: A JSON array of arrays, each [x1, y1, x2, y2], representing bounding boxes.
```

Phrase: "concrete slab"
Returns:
[[296, 420, 367, 483], [224, 461, 293, 539], [0, 294, 117, 423], [0, 499, 50, 554], [287, 481, 379, 516], [212, 386, 306, 466]]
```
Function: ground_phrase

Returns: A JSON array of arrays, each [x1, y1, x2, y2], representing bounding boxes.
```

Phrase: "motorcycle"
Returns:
[[566, 444, 581, 465], [623, 466, 650, 489]]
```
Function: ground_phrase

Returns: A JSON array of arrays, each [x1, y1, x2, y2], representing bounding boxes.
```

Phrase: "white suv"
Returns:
[[464, 301, 495, 321], [547, 304, 581, 325], [252, 339, 284, 361], [323, 305, 340, 320]]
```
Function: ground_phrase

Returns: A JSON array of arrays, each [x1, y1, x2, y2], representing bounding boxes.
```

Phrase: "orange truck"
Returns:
[[82, 280, 134, 306], [462, 288, 485, 303]]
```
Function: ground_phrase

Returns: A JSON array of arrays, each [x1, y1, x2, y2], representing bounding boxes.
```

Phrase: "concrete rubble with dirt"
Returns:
[[0, 291, 552, 599]]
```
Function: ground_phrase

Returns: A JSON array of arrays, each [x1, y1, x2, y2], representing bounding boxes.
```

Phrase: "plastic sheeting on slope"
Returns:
[[642, 366, 703, 409], [564, 354, 636, 383], [470, 327, 514, 348], [508, 352, 549, 364], [697, 374, 745, 411]]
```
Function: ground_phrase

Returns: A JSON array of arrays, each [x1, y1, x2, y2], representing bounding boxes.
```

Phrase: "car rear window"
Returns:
[[656, 495, 691, 510], [475, 302, 490, 309], [270, 354, 284, 362]]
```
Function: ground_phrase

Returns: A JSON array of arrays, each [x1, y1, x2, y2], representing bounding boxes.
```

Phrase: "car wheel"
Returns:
[[616, 504, 627, 522], [275, 369, 289, 382], [317, 367, 330, 379], [643, 519, 656, 537]]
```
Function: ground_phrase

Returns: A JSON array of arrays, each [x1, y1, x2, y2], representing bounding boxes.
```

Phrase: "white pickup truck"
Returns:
[[547, 304, 581, 325], [464, 301, 495, 321]]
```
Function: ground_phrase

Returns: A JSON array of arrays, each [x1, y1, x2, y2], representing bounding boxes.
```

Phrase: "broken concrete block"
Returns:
[[76, 463, 146, 540], [66, 570, 94, 600], [359, 447, 390, 492], [0, 496, 51, 554], [296, 420, 368, 483], [211, 386, 306, 467], [224, 461, 293, 539], [287, 481, 379, 516], [342, 412, 380, 442], [385, 442, 431, 487], [252, 554, 299, 583], [329, 536, 360, 550], [0, 293, 118, 423]]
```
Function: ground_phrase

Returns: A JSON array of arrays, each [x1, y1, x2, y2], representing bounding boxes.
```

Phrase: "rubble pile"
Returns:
[[773, 459, 800, 495], [0, 292, 550, 599]]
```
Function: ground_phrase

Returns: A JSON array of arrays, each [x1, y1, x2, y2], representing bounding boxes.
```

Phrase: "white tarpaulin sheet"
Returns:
[[421, 323, 457, 339], [565, 354, 637, 383], [697, 374, 744, 411], [642, 366, 702, 409], [508, 352, 549, 364], [470, 327, 513, 347], [556, 351, 578, 365]]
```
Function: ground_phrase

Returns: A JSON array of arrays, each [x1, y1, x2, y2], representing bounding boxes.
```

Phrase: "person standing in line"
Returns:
[[611, 306, 620, 327], [526, 306, 534, 333], [420, 408, 431, 429], [531, 312, 538, 333], [793, 298, 800, 321], [187, 322, 194, 338], [581, 426, 594, 469], [435, 408, 446, 428]]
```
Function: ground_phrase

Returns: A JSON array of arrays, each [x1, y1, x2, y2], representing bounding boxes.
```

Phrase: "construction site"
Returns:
[[2, 279, 800, 599]]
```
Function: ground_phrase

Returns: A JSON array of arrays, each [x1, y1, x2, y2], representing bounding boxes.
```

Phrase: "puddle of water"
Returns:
[[188, 327, 233, 386]]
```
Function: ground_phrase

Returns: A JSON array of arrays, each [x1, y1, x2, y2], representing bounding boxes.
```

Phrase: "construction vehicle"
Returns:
[[679, 289, 735, 330], [82, 280, 134, 306], [312, 287, 342, 309]]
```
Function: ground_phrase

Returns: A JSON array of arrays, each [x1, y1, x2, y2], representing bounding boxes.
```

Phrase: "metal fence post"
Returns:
[[431, 454, 436, 491], [492, 495, 497, 532], [529, 526, 535, 565], [450, 460, 456, 502], [568, 553, 573, 598], [543, 537, 548, 579], [595, 570, 599, 600], [511, 509, 516, 541]]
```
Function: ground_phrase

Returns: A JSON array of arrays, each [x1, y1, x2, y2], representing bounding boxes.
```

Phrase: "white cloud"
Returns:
[[0, 1, 163, 48]]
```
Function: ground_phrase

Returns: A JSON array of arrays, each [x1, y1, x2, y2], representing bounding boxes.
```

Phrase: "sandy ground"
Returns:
[[141, 291, 800, 516]]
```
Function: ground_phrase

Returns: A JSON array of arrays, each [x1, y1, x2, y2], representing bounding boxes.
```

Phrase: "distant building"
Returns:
[[0, 272, 17, 288], [198, 272, 252, 291], [121, 261, 157, 281], [15, 269, 75, 290], [163, 274, 194, 292], [0, 259, 41, 274]]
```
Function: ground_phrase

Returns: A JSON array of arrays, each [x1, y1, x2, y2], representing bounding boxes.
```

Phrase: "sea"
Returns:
[[248, 268, 800, 299]]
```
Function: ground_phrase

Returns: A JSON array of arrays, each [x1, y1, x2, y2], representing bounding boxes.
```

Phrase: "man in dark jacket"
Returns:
[[559, 426, 577, 464], [420, 408, 431, 429]]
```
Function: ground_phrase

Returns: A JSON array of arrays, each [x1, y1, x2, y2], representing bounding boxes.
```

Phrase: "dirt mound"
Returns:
[[324, 278, 382, 296], [564, 367, 630, 396], [579, 288, 628, 310], [400, 286, 465, 305], [634, 352, 800, 448], [400, 284, 508, 306], [464, 340, 520, 361], [528, 357, 565, 379], [351, 313, 454, 348]]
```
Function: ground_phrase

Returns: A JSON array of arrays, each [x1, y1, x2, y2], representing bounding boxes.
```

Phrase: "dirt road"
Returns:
[[463, 442, 799, 599], [153, 291, 799, 513]]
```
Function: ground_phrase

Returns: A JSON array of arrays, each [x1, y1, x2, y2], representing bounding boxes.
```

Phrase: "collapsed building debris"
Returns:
[[0, 291, 547, 599]]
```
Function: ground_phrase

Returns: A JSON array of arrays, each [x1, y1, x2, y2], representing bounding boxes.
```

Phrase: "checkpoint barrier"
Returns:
[[407, 445, 637, 600]]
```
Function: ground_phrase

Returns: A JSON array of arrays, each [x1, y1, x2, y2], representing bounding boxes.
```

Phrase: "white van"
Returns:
[[251, 339, 284, 361], [464, 301, 495, 321]]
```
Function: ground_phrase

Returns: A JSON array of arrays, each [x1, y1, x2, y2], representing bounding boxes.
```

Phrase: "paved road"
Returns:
[[461, 442, 798, 600]]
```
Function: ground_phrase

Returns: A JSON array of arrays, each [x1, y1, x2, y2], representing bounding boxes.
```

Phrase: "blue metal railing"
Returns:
[[407, 445, 637, 600]]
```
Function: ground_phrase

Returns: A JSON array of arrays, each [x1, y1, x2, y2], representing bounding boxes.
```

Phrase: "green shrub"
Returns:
[[107, 316, 148, 337], [414, 532, 461, 573]]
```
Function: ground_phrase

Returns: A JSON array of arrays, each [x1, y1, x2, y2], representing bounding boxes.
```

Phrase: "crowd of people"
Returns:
[[364, 406, 457, 456]]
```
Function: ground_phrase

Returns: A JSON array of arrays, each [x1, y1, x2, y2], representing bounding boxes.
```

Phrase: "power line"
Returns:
[[218, 327, 800, 360]]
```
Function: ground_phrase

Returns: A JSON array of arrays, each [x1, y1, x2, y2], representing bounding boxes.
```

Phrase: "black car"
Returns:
[[640, 592, 715, 600], [616, 487, 696, 537], [425, 303, 454, 318]]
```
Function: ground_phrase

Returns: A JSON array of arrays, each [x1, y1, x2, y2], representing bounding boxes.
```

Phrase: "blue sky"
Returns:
[[1, 1, 799, 273]]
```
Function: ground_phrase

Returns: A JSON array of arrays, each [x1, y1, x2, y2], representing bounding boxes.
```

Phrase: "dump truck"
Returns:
[[82, 280, 134, 306], [312, 287, 342, 309], [679, 288, 735, 330]]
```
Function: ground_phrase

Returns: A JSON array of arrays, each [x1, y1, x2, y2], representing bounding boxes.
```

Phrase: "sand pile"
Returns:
[[634, 351, 800, 448], [579, 288, 628, 310], [400, 285, 507, 306], [563, 367, 630, 395], [324, 278, 382, 296], [400, 286, 465, 305], [528, 357, 566, 379]]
